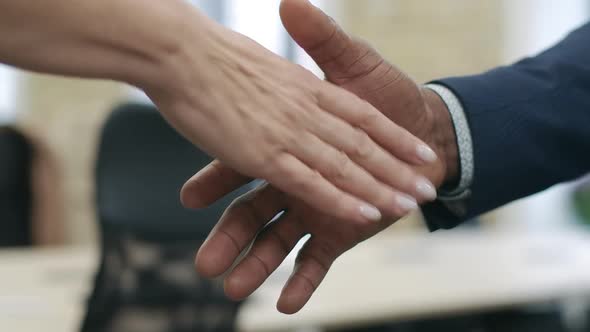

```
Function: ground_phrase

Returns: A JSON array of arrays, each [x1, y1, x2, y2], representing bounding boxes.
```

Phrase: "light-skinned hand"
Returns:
[[181, 0, 458, 314]]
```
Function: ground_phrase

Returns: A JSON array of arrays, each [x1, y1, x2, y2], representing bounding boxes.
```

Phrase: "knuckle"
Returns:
[[403, 168, 418, 185], [262, 152, 290, 180], [325, 190, 352, 215], [324, 151, 352, 181], [290, 169, 322, 195], [257, 128, 281, 151], [354, 37, 374, 52], [206, 160, 232, 182], [350, 129, 375, 159], [266, 228, 291, 255], [291, 68, 320, 94], [393, 206, 412, 219], [315, 242, 338, 263], [376, 190, 398, 212], [279, 131, 300, 152], [283, 105, 304, 124], [226, 194, 250, 216], [394, 165, 416, 190], [357, 105, 380, 129], [298, 242, 342, 273], [279, 91, 317, 125], [259, 121, 282, 145]]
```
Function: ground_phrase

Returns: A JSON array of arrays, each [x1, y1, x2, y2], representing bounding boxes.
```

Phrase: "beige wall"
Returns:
[[13, 1, 509, 243], [17, 74, 127, 245], [329, 0, 505, 230], [332, 0, 504, 83]]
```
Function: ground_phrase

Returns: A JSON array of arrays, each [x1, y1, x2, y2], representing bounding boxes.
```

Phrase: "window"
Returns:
[[0, 65, 17, 124], [503, 0, 590, 62]]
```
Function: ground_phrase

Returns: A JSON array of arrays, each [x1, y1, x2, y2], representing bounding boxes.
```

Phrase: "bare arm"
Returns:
[[0, 0, 193, 87], [0, 0, 439, 225]]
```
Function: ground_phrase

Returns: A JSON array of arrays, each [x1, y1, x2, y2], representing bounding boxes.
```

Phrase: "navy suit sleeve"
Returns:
[[423, 22, 590, 230]]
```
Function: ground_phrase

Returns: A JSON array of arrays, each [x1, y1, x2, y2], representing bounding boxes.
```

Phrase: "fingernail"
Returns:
[[416, 177, 437, 201], [359, 204, 382, 222], [417, 144, 437, 163], [396, 194, 418, 213]]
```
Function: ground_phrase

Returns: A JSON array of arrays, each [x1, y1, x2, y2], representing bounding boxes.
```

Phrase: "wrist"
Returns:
[[124, 1, 219, 94], [421, 87, 460, 188]]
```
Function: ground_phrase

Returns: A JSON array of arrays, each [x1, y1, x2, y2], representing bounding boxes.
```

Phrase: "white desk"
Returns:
[[1, 230, 590, 332], [238, 229, 590, 331], [0, 246, 98, 332]]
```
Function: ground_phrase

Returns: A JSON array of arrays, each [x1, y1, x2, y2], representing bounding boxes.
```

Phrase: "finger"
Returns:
[[195, 183, 284, 278], [306, 106, 437, 204], [282, 0, 438, 166], [267, 153, 384, 224], [277, 238, 342, 314], [181, 159, 252, 209], [319, 81, 438, 165], [224, 211, 306, 300], [284, 132, 418, 219], [280, 0, 377, 79]]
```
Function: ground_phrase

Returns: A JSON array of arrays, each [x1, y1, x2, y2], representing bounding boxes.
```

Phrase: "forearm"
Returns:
[[0, 0, 208, 89], [423, 22, 590, 229]]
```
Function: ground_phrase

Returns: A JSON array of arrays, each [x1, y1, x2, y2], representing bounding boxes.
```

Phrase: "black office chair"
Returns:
[[0, 127, 32, 246], [81, 103, 249, 332]]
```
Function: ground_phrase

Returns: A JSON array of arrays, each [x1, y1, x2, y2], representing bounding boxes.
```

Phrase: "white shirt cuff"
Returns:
[[424, 84, 474, 215]]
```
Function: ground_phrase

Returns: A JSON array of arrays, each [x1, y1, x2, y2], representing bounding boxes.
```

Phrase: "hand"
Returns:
[[0, 0, 435, 224], [181, 0, 459, 314], [146, 6, 440, 225]]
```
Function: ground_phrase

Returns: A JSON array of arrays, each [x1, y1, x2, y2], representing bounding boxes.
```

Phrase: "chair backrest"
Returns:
[[82, 103, 247, 332], [96, 103, 243, 241], [0, 127, 32, 246]]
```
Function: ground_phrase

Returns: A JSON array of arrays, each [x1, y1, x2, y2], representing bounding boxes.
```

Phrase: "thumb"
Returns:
[[279, 0, 383, 82]]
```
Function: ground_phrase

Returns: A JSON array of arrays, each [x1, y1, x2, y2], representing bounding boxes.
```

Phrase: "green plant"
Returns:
[[572, 183, 590, 225]]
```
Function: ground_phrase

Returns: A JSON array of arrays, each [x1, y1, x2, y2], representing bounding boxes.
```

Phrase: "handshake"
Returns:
[[177, 0, 458, 314], [4, 0, 588, 318]]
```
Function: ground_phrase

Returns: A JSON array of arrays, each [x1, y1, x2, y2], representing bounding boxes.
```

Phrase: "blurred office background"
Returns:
[[1, 0, 589, 244], [1, 0, 590, 331]]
